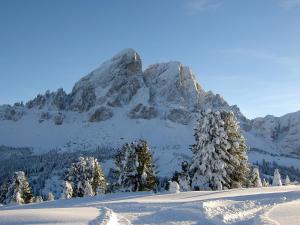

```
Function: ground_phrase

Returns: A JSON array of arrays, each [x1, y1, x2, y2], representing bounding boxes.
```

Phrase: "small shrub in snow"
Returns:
[[168, 181, 180, 193], [272, 169, 282, 186], [47, 192, 55, 201], [284, 175, 291, 186], [262, 178, 269, 187], [61, 181, 73, 199], [34, 196, 43, 203]]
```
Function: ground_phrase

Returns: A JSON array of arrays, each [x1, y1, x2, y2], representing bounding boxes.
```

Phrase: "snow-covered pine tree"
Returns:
[[113, 142, 137, 191], [135, 140, 156, 191], [4, 171, 33, 204], [113, 140, 156, 192], [178, 161, 191, 192], [223, 111, 250, 188], [284, 175, 291, 185], [61, 181, 73, 199], [249, 167, 262, 187], [190, 110, 249, 190], [272, 169, 282, 186], [65, 157, 107, 197], [0, 182, 8, 204], [92, 161, 107, 195], [47, 192, 54, 201]]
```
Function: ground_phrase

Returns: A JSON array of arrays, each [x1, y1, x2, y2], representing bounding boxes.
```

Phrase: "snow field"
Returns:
[[1, 185, 300, 225]]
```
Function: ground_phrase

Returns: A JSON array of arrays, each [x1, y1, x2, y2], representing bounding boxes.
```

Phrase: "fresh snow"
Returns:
[[262, 199, 300, 225], [1, 186, 300, 225]]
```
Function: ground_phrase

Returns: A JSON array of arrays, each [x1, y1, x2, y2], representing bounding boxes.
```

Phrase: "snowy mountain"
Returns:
[[0, 48, 299, 176]]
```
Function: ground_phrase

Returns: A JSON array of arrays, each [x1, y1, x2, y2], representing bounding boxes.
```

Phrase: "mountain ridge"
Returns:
[[0, 48, 299, 175]]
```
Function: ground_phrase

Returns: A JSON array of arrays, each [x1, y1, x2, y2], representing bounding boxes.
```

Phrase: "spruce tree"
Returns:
[[65, 157, 107, 197], [113, 140, 156, 192], [4, 171, 33, 204], [0, 182, 8, 204], [92, 162, 107, 195], [223, 111, 249, 188], [115, 143, 138, 191], [135, 140, 156, 191], [178, 161, 191, 191], [190, 110, 249, 190]]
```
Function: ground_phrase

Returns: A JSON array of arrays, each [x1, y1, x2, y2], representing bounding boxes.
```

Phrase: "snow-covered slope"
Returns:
[[0, 49, 299, 175], [1, 186, 300, 225], [249, 111, 300, 156]]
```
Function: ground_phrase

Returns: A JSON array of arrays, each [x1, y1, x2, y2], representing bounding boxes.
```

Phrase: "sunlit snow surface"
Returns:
[[1, 185, 300, 225]]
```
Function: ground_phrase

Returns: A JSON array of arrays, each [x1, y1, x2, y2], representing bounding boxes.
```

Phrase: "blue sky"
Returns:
[[0, 0, 299, 119]]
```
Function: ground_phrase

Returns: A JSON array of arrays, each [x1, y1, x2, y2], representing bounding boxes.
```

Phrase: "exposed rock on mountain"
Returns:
[[89, 107, 113, 122], [249, 111, 300, 156], [128, 104, 158, 120]]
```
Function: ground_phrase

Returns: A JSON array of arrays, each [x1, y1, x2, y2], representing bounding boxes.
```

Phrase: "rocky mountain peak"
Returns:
[[69, 49, 143, 111], [143, 61, 204, 110]]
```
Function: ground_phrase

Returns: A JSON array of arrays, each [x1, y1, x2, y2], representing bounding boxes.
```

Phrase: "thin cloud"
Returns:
[[278, 0, 300, 9], [185, 0, 223, 15]]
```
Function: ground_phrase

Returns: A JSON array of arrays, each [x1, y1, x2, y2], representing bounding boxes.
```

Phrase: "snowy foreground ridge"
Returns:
[[1, 186, 300, 225]]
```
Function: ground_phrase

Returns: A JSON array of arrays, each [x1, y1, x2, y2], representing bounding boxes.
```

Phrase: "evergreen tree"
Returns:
[[190, 110, 249, 190], [272, 169, 282, 186], [135, 140, 156, 191], [178, 161, 191, 192], [113, 140, 156, 192], [115, 143, 137, 191], [61, 181, 73, 199], [249, 167, 262, 187], [0, 182, 8, 204], [4, 171, 33, 204], [284, 175, 291, 185], [92, 161, 107, 194], [65, 157, 106, 198]]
